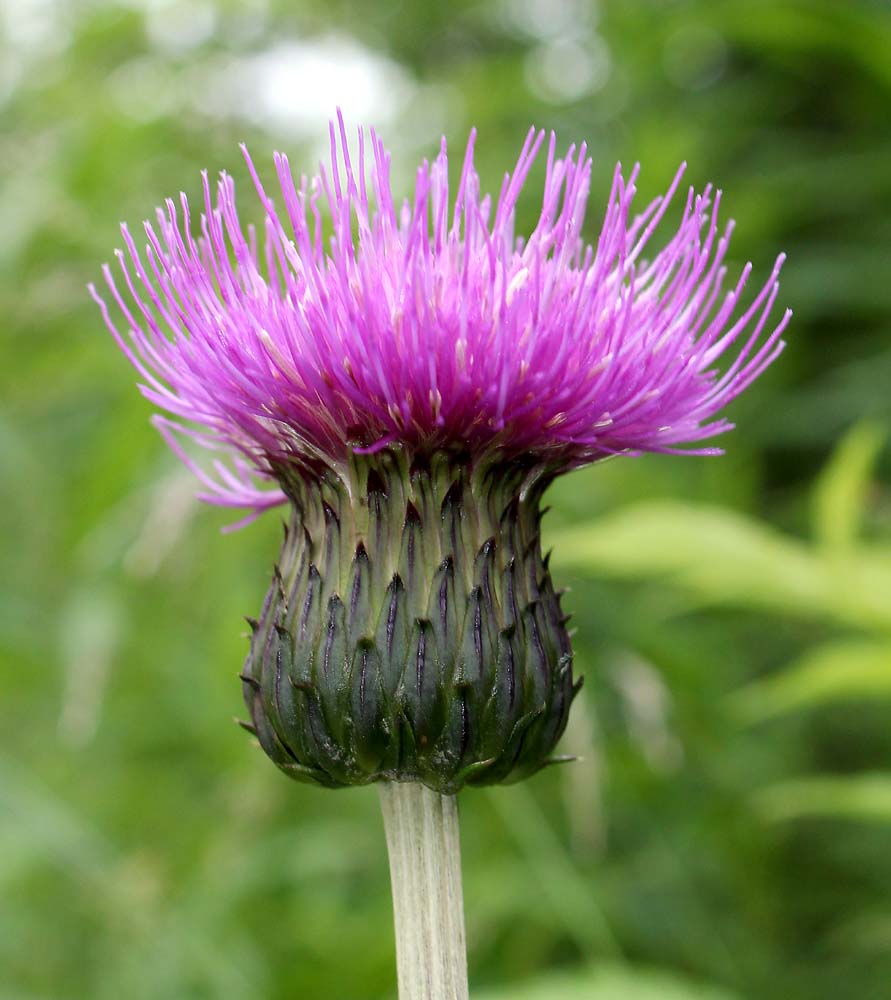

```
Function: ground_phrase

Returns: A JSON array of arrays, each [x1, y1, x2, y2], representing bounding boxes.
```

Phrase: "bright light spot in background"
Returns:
[[0, 0, 66, 52], [108, 31, 419, 161], [209, 36, 414, 140], [496, 0, 612, 105], [500, 0, 597, 40], [0, 0, 71, 103], [524, 34, 611, 104], [105, 24, 440, 246], [2, 0, 414, 141]]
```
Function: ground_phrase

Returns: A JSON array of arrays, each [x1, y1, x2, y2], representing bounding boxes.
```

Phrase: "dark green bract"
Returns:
[[240, 452, 581, 792]]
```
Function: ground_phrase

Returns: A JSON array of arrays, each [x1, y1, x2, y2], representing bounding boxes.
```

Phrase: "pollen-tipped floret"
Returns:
[[91, 114, 790, 519]]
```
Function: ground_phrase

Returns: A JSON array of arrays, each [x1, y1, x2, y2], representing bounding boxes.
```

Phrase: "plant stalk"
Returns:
[[378, 782, 469, 1000]]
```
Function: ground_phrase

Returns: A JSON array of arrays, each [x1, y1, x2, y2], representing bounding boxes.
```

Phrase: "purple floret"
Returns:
[[91, 112, 790, 520]]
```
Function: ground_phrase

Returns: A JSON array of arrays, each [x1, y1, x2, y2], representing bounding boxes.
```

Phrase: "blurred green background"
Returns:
[[2, 0, 891, 997]]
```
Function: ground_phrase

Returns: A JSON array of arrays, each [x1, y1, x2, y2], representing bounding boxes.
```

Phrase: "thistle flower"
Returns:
[[91, 115, 790, 793]]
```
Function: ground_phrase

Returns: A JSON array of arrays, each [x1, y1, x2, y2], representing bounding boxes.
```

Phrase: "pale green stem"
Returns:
[[378, 782, 469, 1000]]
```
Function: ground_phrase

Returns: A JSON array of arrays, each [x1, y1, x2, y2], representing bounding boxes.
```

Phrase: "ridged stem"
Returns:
[[378, 782, 469, 1000]]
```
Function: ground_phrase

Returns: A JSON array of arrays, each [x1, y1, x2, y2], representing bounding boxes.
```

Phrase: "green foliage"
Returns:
[[553, 498, 891, 629], [2, 1, 890, 998], [812, 422, 887, 551], [754, 774, 891, 825], [476, 962, 741, 1000], [729, 639, 891, 723]]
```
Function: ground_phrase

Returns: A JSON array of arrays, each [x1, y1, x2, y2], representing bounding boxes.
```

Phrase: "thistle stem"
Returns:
[[378, 782, 469, 1000]]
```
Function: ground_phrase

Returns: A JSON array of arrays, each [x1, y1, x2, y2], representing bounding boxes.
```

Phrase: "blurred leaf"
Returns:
[[812, 421, 886, 550], [485, 784, 619, 957], [0, 755, 110, 888], [828, 907, 891, 956], [755, 774, 891, 824], [550, 502, 891, 629], [730, 640, 891, 723], [475, 962, 740, 1000]]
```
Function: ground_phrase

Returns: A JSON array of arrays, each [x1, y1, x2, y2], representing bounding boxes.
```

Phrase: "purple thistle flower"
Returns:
[[92, 113, 791, 796], [91, 114, 790, 523]]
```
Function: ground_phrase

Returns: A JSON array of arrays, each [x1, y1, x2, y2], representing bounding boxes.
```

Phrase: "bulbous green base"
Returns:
[[240, 452, 581, 792]]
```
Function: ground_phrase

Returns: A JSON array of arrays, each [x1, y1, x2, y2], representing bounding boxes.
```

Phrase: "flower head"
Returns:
[[91, 113, 789, 520], [92, 116, 790, 793]]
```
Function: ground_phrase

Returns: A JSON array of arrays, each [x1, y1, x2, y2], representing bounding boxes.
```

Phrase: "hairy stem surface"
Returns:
[[378, 782, 469, 1000]]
